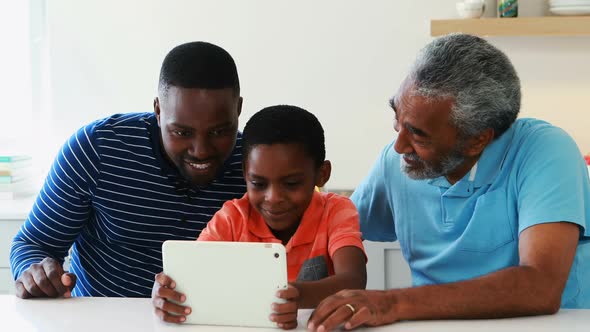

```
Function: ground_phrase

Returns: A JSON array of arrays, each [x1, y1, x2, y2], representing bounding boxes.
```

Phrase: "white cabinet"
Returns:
[[364, 240, 412, 290], [0, 221, 21, 294], [0, 197, 34, 294]]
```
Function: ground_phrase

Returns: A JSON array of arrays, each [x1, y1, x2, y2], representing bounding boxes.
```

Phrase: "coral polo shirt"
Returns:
[[198, 191, 365, 282]]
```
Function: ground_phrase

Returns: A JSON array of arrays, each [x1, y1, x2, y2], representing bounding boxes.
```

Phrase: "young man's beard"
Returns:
[[402, 145, 466, 180]]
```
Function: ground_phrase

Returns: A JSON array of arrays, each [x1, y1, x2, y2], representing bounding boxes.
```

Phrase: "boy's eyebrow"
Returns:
[[248, 173, 265, 180], [248, 172, 306, 180]]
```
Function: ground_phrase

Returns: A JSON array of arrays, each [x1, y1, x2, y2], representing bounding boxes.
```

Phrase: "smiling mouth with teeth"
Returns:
[[188, 162, 212, 170]]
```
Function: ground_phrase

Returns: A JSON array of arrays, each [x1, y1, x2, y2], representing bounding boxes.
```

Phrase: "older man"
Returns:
[[308, 34, 590, 331]]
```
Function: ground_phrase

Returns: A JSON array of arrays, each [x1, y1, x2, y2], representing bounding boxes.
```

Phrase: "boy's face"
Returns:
[[244, 143, 330, 233]]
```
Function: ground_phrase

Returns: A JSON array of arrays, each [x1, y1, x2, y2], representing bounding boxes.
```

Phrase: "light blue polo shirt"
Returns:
[[352, 118, 590, 308]]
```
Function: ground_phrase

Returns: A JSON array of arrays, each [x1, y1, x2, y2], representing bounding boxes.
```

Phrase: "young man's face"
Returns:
[[391, 79, 467, 181], [244, 143, 328, 235], [154, 86, 242, 187]]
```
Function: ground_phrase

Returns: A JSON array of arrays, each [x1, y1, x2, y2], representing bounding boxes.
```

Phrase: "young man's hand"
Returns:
[[15, 257, 76, 298], [152, 272, 191, 323], [271, 284, 300, 329]]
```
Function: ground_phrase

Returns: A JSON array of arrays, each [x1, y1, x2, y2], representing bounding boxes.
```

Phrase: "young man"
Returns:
[[10, 41, 247, 298], [152, 105, 367, 329], [308, 34, 590, 331]]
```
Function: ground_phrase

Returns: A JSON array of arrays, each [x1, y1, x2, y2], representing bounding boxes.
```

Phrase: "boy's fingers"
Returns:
[[162, 300, 191, 316], [276, 286, 299, 300], [272, 301, 298, 314], [155, 272, 175, 288], [154, 307, 186, 324], [277, 320, 298, 330], [270, 312, 297, 324], [156, 286, 185, 303], [152, 295, 191, 315]]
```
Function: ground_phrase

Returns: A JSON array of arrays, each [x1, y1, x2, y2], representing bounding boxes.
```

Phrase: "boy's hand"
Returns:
[[15, 257, 76, 298], [271, 284, 300, 330], [152, 272, 191, 323]]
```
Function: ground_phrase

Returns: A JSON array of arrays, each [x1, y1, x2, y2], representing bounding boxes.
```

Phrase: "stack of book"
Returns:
[[0, 155, 36, 200]]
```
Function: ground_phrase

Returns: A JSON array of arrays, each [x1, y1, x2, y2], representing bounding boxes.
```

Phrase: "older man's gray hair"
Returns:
[[409, 34, 521, 139]]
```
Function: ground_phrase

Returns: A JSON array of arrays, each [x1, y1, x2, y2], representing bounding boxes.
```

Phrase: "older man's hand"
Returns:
[[307, 289, 398, 332]]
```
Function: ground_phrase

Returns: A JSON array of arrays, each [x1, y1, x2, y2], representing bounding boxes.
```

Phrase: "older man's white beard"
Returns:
[[402, 150, 466, 180]]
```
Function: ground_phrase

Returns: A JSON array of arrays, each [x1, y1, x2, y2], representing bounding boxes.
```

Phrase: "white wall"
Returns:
[[0, 2, 32, 146], [41, 0, 590, 189]]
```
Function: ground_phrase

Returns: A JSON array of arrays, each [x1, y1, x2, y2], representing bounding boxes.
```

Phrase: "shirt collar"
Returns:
[[470, 123, 515, 188], [424, 123, 515, 193]]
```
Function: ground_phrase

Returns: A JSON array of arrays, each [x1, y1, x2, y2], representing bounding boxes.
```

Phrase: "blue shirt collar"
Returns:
[[471, 124, 515, 188], [426, 123, 515, 193]]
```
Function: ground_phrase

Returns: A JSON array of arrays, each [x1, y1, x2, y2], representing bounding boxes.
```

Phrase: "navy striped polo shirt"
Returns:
[[10, 112, 246, 297]]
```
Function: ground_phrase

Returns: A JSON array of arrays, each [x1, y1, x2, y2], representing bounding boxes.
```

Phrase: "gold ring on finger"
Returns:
[[345, 303, 355, 314]]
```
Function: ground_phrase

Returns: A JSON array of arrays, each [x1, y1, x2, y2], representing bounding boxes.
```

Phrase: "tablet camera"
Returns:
[[274, 253, 279, 258]]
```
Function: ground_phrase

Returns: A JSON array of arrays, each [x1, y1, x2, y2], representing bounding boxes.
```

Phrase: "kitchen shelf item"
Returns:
[[431, 16, 590, 36]]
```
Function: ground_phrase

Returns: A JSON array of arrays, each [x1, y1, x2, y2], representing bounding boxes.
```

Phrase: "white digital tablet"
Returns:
[[162, 240, 288, 328]]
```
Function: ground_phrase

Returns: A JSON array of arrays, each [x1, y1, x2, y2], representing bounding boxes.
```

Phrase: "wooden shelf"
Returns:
[[431, 16, 590, 37]]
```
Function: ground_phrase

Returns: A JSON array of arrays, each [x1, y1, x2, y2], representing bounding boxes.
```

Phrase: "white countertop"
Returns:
[[1, 295, 588, 332]]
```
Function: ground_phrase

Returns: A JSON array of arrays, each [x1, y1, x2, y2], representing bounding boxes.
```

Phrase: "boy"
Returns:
[[152, 105, 367, 329]]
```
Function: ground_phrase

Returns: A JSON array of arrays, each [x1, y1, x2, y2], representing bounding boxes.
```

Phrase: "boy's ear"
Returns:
[[315, 160, 331, 188]]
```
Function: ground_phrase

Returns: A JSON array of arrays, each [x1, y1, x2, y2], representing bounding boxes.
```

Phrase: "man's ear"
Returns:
[[153, 97, 161, 127], [463, 128, 494, 157], [237, 96, 243, 117], [315, 160, 332, 188]]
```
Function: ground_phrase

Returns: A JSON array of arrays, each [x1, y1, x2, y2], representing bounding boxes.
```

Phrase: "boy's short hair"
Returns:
[[158, 41, 240, 97], [242, 105, 326, 168]]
